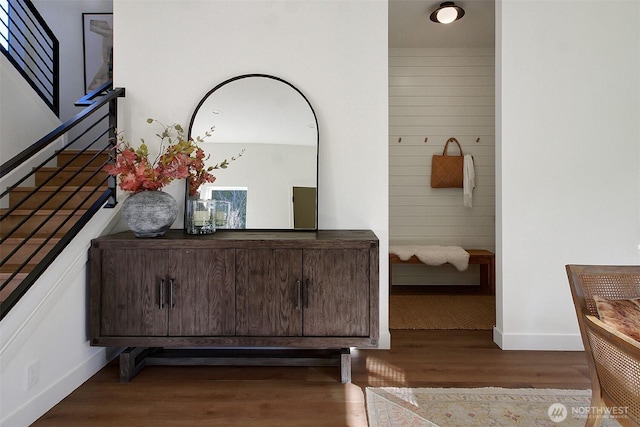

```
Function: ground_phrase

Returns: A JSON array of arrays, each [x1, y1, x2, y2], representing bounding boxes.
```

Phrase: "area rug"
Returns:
[[366, 387, 623, 426], [389, 295, 495, 330]]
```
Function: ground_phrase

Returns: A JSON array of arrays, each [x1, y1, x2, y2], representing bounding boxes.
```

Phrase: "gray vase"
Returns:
[[121, 190, 178, 237]]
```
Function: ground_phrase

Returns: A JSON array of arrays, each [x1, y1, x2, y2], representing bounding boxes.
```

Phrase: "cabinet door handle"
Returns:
[[304, 279, 310, 308], [169, 279, 175, 309], [295, 279, 302, 310], [158, 279, 164, 309]]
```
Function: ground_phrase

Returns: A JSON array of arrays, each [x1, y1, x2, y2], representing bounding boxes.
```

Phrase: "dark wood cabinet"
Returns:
[[97, 247, 235, 337], [302, 248, 370, 337], [89, 230, 379, 382], [99, 248, 167, 336], [166, 248, 236, 336], [234, 247, 371, 338], [235, 248, 303, 336]]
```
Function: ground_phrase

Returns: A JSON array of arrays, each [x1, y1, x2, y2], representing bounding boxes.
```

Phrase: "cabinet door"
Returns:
[[303, 249, 370, 336], [100, 249, 168, 336], [167, 249, 236, 336], [236, 249, 303, 336]]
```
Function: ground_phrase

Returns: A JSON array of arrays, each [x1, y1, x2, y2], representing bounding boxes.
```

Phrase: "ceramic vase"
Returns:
[[121, 190, 178, 237]]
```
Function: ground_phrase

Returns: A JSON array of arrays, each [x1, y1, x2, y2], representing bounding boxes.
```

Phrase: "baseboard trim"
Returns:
[[493, 326, 584, 351], [1, 348, 114, 427], [378, 329, 391, 349]]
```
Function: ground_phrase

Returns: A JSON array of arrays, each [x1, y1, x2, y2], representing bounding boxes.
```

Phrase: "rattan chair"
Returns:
[[566, 265, 640, 427]]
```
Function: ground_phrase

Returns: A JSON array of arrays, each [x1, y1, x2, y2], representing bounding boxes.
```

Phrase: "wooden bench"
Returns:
[[389, 249, 495, 295]]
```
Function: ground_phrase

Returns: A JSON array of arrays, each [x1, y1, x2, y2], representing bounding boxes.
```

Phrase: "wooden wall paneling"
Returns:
[[389, 47, 496, 287]]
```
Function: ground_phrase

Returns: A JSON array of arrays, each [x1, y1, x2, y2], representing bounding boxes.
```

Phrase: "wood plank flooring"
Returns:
[[33, 330, 591, 426]]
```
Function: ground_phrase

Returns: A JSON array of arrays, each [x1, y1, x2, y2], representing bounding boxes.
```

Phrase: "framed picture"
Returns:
[[82, 13, 113, 94], [201, 185, 248, 229]]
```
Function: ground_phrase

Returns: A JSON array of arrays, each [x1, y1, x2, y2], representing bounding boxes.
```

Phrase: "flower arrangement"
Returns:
[[104, 118, 243, 197]]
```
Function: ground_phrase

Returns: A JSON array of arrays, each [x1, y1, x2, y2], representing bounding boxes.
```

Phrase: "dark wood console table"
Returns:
[[89, 230, 379, 383]]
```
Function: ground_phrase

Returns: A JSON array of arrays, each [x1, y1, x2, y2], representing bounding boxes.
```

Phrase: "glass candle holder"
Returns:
[[214, 200, 232, 229], [186, 199, 216, 235]]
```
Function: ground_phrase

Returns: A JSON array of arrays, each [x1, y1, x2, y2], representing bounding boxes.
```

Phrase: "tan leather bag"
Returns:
[[431, 137, 464, 188]]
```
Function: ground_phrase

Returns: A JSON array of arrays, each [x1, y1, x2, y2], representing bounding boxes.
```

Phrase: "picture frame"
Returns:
[[82, 13, 113, 94], [201, 185, 248, 229]]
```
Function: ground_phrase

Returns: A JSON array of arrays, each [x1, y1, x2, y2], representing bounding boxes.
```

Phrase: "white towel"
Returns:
[[463, 155, 475, 208], [390, 245, 470, 271]]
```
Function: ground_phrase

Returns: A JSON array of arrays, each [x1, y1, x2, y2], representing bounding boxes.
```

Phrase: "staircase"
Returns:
[[0, 151, 109, 304]]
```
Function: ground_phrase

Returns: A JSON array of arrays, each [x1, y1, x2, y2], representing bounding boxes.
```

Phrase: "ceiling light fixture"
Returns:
[[430, 1, 465, 24]]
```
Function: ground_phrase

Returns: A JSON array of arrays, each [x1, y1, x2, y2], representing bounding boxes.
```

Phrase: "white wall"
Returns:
[[389, 47, 495, 286], [0, 57, 60, 162], [113, 0, 390, 341], [32, 0, 113, 122], [495, 0, 640, 350], [0, 209, 123, 427]]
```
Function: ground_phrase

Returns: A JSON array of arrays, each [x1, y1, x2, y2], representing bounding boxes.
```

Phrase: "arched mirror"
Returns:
[[187, 74, 319, 230]]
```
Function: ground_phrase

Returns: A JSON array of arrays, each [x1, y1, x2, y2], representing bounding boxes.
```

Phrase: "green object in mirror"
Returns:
[[187, 74, 319, 230]]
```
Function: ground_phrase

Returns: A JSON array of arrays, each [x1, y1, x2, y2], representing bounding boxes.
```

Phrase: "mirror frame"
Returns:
[[186, 73, 319, 231]]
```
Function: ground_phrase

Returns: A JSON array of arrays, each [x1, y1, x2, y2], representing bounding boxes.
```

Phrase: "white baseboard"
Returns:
[[493, 326, 584, 351], [1, 349, 114, 427], [378, 329, 391, 350]]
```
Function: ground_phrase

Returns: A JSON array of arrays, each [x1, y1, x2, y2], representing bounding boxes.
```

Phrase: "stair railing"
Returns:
[[0, 84, 125, 319], [1, 0, 59, 116]]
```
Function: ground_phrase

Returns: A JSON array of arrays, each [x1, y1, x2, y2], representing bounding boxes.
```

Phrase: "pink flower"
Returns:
[[104, 119, 242, 195]]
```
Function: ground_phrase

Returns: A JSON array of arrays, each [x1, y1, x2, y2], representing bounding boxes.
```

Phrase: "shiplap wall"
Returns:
[[389, 48, 495, 286]]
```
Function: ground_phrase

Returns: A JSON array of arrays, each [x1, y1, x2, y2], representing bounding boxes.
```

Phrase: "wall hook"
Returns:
[[424, 137, 428, 143], [398, 137, 402, 143], [476, 137, 480, 143]]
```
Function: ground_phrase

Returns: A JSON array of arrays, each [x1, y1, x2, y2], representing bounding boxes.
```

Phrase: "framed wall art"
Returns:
[[201, 185, 248, 229], [82, 13, 113, 94]]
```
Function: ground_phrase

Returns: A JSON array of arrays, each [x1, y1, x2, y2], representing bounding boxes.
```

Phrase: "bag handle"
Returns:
[[442, 137, 464, 156]]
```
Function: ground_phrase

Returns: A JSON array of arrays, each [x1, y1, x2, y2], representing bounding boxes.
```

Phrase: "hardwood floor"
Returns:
[[33, 330, 591, 426]]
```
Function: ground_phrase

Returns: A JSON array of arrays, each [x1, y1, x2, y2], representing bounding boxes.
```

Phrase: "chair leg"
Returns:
[[586, 393, 604, 427], [585, 412, 602, 427]]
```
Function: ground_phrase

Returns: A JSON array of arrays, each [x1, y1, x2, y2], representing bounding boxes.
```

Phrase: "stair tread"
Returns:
[[1, 209, 85, 215], [58, 150, 107, 154], [0, 272, 28, 278], [1, 235, 63, 242], [38, 166, 107, 170], [0, 264, 36, 274], [10, 186, 106, 191], [1, 151, 109, 289]]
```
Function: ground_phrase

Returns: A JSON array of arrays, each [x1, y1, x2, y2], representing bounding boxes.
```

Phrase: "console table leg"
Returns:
[[119, 347, 153, 383], [340, 348, 351, 383]]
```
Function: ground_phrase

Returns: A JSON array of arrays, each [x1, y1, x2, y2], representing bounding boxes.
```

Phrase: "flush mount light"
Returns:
[[430, 1, 465, 24]]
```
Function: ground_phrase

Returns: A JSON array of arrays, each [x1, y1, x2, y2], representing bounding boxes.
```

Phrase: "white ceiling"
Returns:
[[389, 0, 495, 48]]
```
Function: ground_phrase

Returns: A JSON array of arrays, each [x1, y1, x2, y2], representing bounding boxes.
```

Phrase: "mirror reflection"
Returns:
[[188, 74, 318, 230]]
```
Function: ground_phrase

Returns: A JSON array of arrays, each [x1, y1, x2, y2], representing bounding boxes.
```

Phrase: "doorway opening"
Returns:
[[388, 0, 496, 332]]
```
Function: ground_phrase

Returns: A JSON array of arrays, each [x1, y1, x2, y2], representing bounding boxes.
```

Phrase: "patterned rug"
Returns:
[[389, 295, 495, 330], [366, 387, 623, 426]]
